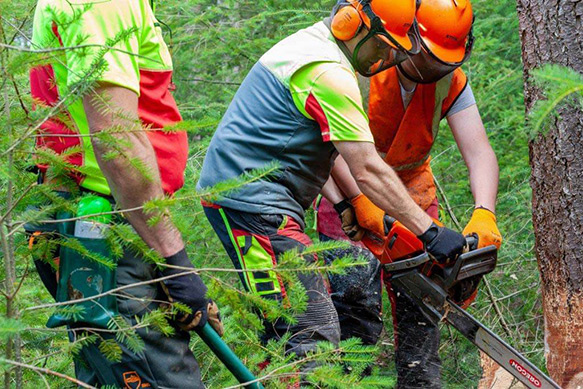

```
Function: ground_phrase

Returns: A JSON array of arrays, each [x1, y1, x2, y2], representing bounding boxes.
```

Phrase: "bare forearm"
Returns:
[[467, 149, 499, 212], [330, 155, 361, 198], [92, 133, 184, 256], [84, 85, 184, 257], [448, 105, 499, 213], [320, 176, 345, 204], [352, 159, 432, 235]]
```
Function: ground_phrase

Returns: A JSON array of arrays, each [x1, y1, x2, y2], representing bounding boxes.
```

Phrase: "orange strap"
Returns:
[[28, 231, 42, 249]]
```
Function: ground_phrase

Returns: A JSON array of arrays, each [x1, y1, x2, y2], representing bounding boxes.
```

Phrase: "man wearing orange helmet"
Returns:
[[317, 0, 502, 387], [198, 0, 467, 372]]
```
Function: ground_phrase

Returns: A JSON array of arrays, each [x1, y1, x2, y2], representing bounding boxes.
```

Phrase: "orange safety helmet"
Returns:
[[399, 0, 475, 83], [331, 0, 420, 76]]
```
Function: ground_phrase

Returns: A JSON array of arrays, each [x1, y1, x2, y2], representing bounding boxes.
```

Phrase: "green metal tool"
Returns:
[[196, 324, 265, 389]]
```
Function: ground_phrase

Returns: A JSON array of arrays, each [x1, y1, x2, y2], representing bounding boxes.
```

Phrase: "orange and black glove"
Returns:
[[350, 193, 385, 237], [333, 200, 365, 241], [462, 207, 502, 249]]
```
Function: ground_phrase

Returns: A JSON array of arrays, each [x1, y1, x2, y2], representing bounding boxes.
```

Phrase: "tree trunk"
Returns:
[[515, 0, 583, 387], [479, 351, 520, 389]]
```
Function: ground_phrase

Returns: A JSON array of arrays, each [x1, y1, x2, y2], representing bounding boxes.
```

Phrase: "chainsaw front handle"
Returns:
[[383, 236, 487, 275], [465, 235, 478, 251]]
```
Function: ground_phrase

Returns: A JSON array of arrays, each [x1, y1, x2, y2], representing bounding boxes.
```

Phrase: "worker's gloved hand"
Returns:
[[418, 222, 466, 264], [334, 200, 365, 241], [206, 300, 224, 336], [350, 193, 385, 237], [158, 249, 224, 336], [462, 207, 502, 249]]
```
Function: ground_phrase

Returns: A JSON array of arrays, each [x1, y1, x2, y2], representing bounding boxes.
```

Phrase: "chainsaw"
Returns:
[[361, 216, 560, 389]]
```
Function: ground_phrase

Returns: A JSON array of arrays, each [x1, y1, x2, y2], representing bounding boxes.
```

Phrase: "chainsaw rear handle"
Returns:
[[442, 244, 498, 290]]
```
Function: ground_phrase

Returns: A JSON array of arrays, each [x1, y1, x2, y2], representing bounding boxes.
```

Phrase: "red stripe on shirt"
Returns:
[[51, 21, 64, 47], [305, 93, 331, 142]]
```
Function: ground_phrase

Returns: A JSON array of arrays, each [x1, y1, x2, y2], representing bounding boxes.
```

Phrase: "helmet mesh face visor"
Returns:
[[349, 2, 420, 77], [353, 29, 419, 77], [399, 27, 474, 84], [398, 48, 459, 83]]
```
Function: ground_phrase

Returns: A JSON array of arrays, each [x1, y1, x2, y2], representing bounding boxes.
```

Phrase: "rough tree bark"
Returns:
[[515, 0, 583, 387]]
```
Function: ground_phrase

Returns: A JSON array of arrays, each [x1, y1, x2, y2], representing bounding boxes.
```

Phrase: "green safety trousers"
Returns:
[[202, 203, 341, 362]]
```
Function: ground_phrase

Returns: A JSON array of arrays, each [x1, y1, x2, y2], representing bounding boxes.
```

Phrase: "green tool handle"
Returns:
[[195, 324, 265, 389]]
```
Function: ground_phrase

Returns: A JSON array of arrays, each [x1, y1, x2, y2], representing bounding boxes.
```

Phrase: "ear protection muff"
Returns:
[[331, 5, 363, 41]]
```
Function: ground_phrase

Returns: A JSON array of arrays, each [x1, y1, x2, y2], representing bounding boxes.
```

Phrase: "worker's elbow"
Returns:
[[89, 135, 108, 157], [352, 161, 378, 190], [90, 136, 127, 169]]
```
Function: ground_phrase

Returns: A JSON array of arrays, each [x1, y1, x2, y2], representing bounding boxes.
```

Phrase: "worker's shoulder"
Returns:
[[289, 62, 358, 101], [452, 67, 467, 82], [308, 62, 358, 90], [260, 22, 352, 86], [293, 61, 352, 80], [446, 67, 469, 96]]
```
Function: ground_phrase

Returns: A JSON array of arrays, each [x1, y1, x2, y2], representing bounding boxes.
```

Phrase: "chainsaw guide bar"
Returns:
[[385, 246, 560, 389]]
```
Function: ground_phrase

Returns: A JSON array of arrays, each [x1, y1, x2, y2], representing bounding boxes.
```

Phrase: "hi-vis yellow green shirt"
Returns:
[[30, 0, 187, 195], [289, 62, 372, 143], [198, 22, 374, 225]]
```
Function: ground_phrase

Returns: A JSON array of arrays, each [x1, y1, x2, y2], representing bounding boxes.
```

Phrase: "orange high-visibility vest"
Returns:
[[367, 67, 468, 210]]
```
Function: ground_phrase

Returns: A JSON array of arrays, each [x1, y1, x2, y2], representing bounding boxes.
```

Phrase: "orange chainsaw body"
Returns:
[[361, 217, 424, 265]]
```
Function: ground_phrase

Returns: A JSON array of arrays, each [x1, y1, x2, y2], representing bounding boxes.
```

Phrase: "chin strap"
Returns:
[[336, 29, 379, 76]]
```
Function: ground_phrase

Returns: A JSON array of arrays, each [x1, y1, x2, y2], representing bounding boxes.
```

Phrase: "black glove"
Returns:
[[158, 249, 224, 335], [417, 222, 466, 264], [334, 199, 365, 241]]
